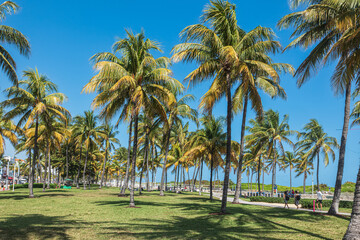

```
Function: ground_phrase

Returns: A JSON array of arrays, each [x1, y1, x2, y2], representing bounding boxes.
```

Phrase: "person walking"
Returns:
[[294, 191, 301, 209], [316, 190, 323, 211], [284, 190, 290, 209]]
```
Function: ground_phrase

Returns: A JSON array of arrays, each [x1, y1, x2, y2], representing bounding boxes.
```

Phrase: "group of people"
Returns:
[[283, 189, 324, 211], [283, 190, 302, 209]]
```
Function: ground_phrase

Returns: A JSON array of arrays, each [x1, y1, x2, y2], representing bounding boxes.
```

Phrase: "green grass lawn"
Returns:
[[0, 187, 350, 239]]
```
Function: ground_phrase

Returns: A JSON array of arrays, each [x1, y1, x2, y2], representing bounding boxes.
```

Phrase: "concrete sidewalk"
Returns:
[[214, 193, 351, 216]]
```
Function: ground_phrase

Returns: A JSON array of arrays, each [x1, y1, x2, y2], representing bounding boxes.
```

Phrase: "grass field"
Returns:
[[0, 187, 350, 239]]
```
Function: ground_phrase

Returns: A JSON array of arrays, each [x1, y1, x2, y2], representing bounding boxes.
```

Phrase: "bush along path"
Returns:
[[213, 193, 351, 216]]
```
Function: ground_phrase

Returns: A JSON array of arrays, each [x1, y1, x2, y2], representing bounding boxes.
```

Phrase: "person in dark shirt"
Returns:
[[284, 190, 290, 209]]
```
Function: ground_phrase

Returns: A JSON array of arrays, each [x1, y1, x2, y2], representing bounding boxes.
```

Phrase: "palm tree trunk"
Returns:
[[233, 94, 248, 203], [43, 157, 48, 192], [210, 155, 214, 201], [262, 168, 264, 192], [258, 156, 261, 193], [199, 159, 203, 195], [317, 153, 320, 191], [29, 116, 39, 198], [76, 143, 83, 189], [250, 170, 253, 193], [83, 149, 89, 190], [176, 165, 180, 192], [329, 81, 351, 215], [139, 159, 146, 195], [343, 166, 360, 239], [100, 146, 108, 189], [290, 166, 292, 192], [146, 137, 150, 191], [221, 72, 232, 213], [119, 118, 133, 196], [66, 145, 69, 179], [160, 121, 172, 196], [271, 143, 277, 197], [303, 172, 307, 194], [129, 114, 139, 207], [47, 144, 51, 189], [192, 164, 200, 192]]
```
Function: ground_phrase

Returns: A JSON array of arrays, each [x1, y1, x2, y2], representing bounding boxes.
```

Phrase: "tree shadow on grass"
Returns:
[[96, 197, 343, 239], [0, 214, 82, 240], [0, 193, 74, 200]]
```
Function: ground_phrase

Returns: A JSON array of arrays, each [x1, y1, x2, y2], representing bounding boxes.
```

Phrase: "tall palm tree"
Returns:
[[159, 94, 197, 196], [295, 151, 313, 194], [172, 0, 281, 213], [280, 151, 300, 192], [84, 30, 180, 207], [73, 111, 103, 190], [1, 68, 69, 198], [246, 110, 294, 197], [278, 0, 360, 215], [99, 124, 119, 189], [0, 107, 18, 155], [0, 1, 30, 85], [296, 119, 338, 191]]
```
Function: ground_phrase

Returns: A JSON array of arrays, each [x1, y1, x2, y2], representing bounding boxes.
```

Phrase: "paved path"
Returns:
[[213, 193, 351, 216]]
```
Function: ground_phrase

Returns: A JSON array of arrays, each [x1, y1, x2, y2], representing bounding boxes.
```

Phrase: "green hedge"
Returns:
[[250, 196, 295, 204], [249, 196, 353, 209], [300, 199, 353, 209], [12, 183, 57, 189]]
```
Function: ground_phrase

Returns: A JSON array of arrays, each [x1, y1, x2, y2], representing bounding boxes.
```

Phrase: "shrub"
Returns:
[[250, 196, 353, 209], [12, 183, 57, 189], [249, 196, 295, 204]]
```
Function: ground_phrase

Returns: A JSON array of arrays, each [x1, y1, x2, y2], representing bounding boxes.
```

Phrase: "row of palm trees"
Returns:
[[0, 0, 359, 237]]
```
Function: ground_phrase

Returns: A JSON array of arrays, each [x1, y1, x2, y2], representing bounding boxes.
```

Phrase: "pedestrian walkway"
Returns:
[[213, 193, 351, 216]]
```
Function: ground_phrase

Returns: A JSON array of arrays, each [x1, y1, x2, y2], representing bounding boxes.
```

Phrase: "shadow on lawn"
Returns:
[[0, 193, 74, 200], [97, 197, 339, 239], [0, 214, 80, 240]]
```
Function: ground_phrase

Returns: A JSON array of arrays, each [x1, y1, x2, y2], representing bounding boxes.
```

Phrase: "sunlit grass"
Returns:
[[0, 187, 349, 239]]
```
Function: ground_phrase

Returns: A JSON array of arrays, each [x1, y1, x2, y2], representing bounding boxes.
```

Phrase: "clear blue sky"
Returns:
[[1, 0, 359, 188]]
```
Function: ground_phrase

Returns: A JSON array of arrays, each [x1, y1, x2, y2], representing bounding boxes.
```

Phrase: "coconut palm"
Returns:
[[172, 0, 283, 212], [0, 1, 30, 85], [99, 124, 119, 189], [296, 119, 338, 191], [246, 110, 294, 197], [1, 68, 69, 198], [84, 30, 181, 207], [278, 0, 360, 215], [183, 116, 232, 200], [295, 151, 313, 194], [159, 94, 197, 196], [344, 166, 360, 239], [280, 151, 301, 192]]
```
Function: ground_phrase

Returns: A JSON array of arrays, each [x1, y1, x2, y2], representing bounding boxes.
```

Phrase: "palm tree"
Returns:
[[159, 94, 197, 196], [183, 116, 238, 200], [278, 0, 360, 215], [84, 30, 180, 207], [99, 124, 119, 189], [280, 151, 300, 192], [246, 110, 294, 197], [295, 151, 313, 194], [73, 111, 103, 190], [1, 68, 69, 198], [172, 0, 282, 213], [296, 119, 338, 191], [0, 1, 30, 85], [0, 107, 17, 155]]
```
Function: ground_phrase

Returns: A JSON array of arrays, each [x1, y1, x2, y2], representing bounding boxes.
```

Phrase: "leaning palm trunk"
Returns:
[[47, 144, 51, 189], [43, 156, 48, 192], [160, 122, 172, 196], [343, 166, 360, 239], [329, 81, 351, 215], [199, 160, 203, 195], [271, 143, 277, 197], [119, 118, 133, 196], [233, 95, 248, 203], [145, 137, 150, 191], [290, 165, 292, 192], [316, 153, 320, 191], [29, 116, 39, 198], [303, 172, 307, 194], [100, 147, 108, 189], [258, 155, 261, 193], [129, 114, 139, 207], [210, 156, 214, 200], [221, 74, 233, 213], [139, 159, 146, 195], [66, 145, 69, 179], [83, 149, 89, 190]]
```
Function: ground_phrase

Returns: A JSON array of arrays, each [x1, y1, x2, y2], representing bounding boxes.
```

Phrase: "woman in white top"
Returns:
[[316, 190, 323, 211]]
